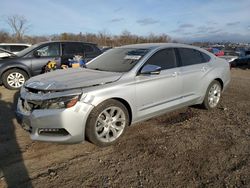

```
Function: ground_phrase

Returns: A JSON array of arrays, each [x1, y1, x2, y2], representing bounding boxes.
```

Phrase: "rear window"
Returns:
[[178, 48, 209, 66], [83, 44, 94, 53], [200, 52, 211, 62], [0, 45, 9, 50], [9, 45, 28, 52], [62, 43, 84, 55]]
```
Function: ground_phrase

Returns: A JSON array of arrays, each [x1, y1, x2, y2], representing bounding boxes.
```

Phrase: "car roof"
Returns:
[[0, 43, 31, 46], [36, 41, 98, 46], [120, 43, 203, 50]]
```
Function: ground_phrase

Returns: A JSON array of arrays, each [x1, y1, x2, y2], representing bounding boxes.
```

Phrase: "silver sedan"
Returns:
[[16, 43, 231, 146]]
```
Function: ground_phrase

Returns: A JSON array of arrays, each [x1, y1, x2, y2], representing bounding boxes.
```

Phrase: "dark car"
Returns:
[[0, 41, 102, 89], [230, 49, 250, 67]]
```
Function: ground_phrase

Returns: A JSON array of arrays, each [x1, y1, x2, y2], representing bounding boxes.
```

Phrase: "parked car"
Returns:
[[220, 55, 238, 64], [232, 49, 250, 67], [0, 47, 16, 58], [206, 48, 224, 56], [0, 43, 31, 54], [0, 41, 102, 89], [16, 43, 231, 146], [219, 51, 239, 64]]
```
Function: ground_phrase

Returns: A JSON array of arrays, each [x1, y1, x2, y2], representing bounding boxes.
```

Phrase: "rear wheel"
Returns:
[[86, 99, 129, 147], [202, 80, 222, 110], [2, 69, 28, 90]]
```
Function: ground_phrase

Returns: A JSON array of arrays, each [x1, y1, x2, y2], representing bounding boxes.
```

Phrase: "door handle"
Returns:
[[201, 67, 208, 72], [171, 72, 177, 77]]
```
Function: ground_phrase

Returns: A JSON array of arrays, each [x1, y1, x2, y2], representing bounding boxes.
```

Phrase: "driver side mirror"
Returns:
[[140, 64, 161, 75], [33, 51, 40, 58]]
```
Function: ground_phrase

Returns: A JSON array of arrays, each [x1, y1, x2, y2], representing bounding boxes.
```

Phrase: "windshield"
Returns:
[[16, 43, 40, 57], [86, 48, 150, 72]]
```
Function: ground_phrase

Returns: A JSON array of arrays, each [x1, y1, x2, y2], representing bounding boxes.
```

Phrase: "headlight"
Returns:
[[44, 95, 80, 109]]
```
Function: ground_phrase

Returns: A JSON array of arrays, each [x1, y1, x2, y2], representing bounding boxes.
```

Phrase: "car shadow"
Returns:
[[0, 91, 33, 187], [235, 64, 250, 70]]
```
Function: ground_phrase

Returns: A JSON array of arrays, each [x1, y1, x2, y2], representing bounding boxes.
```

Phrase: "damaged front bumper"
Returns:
[[16, 87, 94, 143]]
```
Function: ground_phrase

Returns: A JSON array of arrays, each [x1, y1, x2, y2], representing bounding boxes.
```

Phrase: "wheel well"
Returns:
[[215, 78, 224, 90], [112, 98, 132, 125], [1, 68, 30, 78]]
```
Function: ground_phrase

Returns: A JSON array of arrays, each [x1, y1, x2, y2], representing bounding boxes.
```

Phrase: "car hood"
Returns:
[[0, 55, 18, 62], [25, 68, 123, 91]]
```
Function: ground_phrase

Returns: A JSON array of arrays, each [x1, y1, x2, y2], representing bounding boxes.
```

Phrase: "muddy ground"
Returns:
[[0, 68, 249, 188]]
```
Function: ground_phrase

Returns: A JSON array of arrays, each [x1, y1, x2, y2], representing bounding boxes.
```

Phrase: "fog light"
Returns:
[[38, 128, 69, 136], [39, 128, 59, 133]]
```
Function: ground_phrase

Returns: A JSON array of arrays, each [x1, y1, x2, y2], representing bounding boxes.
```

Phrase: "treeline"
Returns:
[[0, 30, 172, 47]]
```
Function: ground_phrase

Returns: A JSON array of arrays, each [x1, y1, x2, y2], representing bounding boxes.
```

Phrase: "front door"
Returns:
[[135, 48, 182, 119], [31, 43, 61, 75]]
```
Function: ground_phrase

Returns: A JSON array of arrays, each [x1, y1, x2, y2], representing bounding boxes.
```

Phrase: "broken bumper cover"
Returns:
[[16, 99, 94, 143]]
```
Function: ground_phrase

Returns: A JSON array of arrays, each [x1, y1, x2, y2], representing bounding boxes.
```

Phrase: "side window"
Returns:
[[0, 45, 9, 50], [200, 52, 211, 63], [178, 48, 204, 66], [82, 44, 94, 53], [62, 43, 84, 56], [9, 45, 27, 52], [144, 48, 177, 70], [35, 43, 60, 57]]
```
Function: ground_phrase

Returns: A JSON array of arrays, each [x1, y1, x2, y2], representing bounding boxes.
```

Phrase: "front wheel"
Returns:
[[202, 80, 222, 110], [85, 99, 129, 147], [2, 69, 28, 90]]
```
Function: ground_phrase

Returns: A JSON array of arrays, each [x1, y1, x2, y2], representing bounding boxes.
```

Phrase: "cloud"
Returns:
[[206, 21, 218, 25], [136, 18, 159, 26], [114, 7, 122, 12], [179, 24, 194, 28], [208, 29, 223, 34], [185, 32, 250, 43], [109, 18, 124, 23], [171, 23, 194, 33], [226, 21, 240, 26], [171, 28, 183, 33], [196, 26, 214, 33]]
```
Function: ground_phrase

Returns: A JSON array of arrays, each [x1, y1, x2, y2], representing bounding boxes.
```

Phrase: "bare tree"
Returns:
[[6, 15, 29, 42], [0, 30, 11, 43]]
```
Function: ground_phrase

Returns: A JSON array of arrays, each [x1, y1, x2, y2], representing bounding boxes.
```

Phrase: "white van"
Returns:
[[0, 43, 31, 56]]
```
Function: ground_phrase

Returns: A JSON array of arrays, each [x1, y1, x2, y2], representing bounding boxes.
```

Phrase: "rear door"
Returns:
[[135, 48, 183, 119], [31, 43, 61, 75], [177, 48, 211, 102]]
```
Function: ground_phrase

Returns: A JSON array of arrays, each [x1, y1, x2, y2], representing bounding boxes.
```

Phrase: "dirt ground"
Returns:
[[0, 68, 249, 188]]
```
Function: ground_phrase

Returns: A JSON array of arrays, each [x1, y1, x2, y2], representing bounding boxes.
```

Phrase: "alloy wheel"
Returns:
[[95, 106, 126, 143], [208, 83, 221, 108]]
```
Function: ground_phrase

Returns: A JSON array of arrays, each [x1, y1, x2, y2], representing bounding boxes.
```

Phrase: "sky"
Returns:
[[1, 0, 250, 42]]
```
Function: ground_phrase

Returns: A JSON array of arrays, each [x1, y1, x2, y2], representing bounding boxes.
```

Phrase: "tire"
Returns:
[[86, 99, 129, 147], [2, 69, 29, 90], [202, 80, 222, 110]]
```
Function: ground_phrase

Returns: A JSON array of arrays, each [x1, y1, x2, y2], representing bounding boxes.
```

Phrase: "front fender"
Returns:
[[81, 83, 136, 122], [0, 63, 31, 78]]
